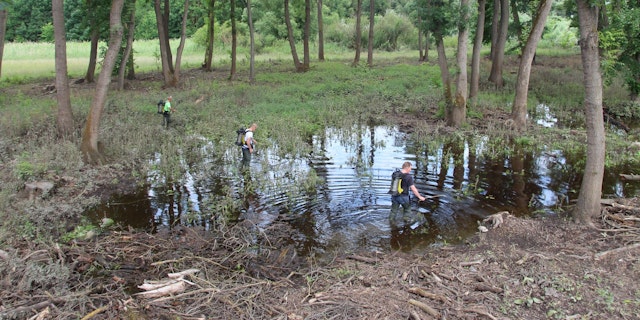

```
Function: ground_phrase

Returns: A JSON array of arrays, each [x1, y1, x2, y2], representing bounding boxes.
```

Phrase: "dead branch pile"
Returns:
[[0, 221, 308, 320]]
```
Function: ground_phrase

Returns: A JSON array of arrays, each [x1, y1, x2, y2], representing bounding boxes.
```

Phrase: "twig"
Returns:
[[594, 242, 640, 260], [347, 254, 380, 264], [408, 287, 450, 304], [408, 299, 440, 318], [459, 259, 483, 267], [80, 306, 109, 320], [463, 306, 498, 320]]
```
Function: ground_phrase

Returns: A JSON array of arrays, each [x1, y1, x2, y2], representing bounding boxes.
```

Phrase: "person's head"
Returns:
[[249, 123, 257, 131], [167, 96, 172, 101], [401, 161, 412, 172]]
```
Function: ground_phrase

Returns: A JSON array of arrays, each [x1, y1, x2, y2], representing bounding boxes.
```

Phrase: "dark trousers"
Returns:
[[241, 148, 252, 167], [163, 112, 171, 128]]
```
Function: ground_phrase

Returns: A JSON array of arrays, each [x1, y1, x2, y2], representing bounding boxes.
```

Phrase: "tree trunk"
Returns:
[[435, 33, 452, 107], [230, 0, 237, 80], [490, 0, 500, 60], [511, 0, 553, 129], [352, 0, 362, 66], [85, 2, 99, 84], [488, 0, 509, 87], [203, 0, 215, 71], [247, 0, 255, 82], [80, 0, 125, 165], [424, 31, 429, 62], [118, 0, 136, 90], [470, 0, 486, 107], [574, 0, 605, 224], [367, 0, 374, 67], [52, 0, 74, 138], [418, 24, 424, 61], [174, 0, 190, 82], [450, 0, 470, 127], [511, 0, 523, 49], [154, 0, 176, 87], [0, 8, 5, 79], [303, 0, 310, 71], [317, 0, 324, 61], [284, 0, 302, 71]]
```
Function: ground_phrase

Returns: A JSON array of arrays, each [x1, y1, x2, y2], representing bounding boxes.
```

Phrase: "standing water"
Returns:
[[86, 125, 638, 254]]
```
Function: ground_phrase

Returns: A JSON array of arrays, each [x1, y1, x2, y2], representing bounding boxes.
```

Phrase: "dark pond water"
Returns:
[[87, 116, 639, 255]]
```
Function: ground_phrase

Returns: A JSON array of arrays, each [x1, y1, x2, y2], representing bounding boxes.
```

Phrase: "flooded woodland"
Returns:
[[1, 55, 640, 319]]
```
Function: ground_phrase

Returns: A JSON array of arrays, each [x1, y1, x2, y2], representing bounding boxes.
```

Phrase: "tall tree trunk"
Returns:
[[52, 0, 74, 138], [574, 0, 605, 225], [0, 8, 6, 79], [303, 0, 310, 71], [154, 0, 176, 87], [424, 31, 429, 62], [450, 0, 469, 127], [247, 0, 255, 82], [470, 0, 486, 107], [85, 28, 99, 83], [80, 0, 125, 165], [511, 0, 553, 129], [418, 24, 424, 61], [284, 0, 303, 71], [203, 0, 215, 71], [174, 0, 190, 82], [435, 33, 452, 107], [352, 0, 362, 66], [317, 0, 324, 61], [367, 0, 374, 67], [230, 0, 237, 79], [490, 0, 500, 60], [488, 0, 509, 87], [511, 0, 523, 49], [118, 0, 136, 90]]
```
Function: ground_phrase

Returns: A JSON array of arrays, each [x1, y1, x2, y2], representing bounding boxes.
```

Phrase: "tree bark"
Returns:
[[80, 0, 125, 165], [511, 0, 553, 129], [303, 0, 310, 71], [435, 33, 452, 107], [490, 0, 500, 60], [573, 0, 605, 224], [203, 0, 215, 71], [52, 0, 74, 138], [174, 0, 190, 82], [284, 0, 302, 71], [352, 0, 362, 66], [488, 0, 508, 87], [367, 0, 374, 67], [0, 8, 6, 79], [317, 0, 325, 61], [470, 0, 486, 107], [230, 0, 237, 80], [154, 0, 176, 87], [118, 0, 136, 90], [247, 0, 255, 83], [450, 0, 469, 127], [85, 28, 99, 83]]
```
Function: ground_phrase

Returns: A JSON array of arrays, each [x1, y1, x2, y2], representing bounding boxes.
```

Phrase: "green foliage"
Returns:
[[40, 22, 53, 43]]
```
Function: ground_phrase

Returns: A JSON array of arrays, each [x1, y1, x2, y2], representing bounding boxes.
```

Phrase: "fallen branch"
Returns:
[[408, 299, 440, 318], [474, 284, 503, 294], [80, 306, 109, 320], [347, 254, 379, 264], [136, 280, 187, 298], [459, 259, 483, 267], [408, 287, 450, 304], [594, 242, 640, 261], [619, 174, 640, 181], [463, 306, 498, 320]]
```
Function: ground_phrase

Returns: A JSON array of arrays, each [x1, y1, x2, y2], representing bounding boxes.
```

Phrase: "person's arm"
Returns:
[[246, 136, 254, 153], [410, 185, 426, 202]]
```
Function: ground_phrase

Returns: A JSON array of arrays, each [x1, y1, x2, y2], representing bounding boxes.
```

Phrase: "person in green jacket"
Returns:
[[163, 96, 175, 128]]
